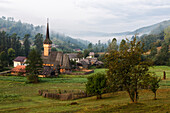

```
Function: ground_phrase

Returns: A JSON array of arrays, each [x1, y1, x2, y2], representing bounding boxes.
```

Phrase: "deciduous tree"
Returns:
[[105, 38, 151, 103]]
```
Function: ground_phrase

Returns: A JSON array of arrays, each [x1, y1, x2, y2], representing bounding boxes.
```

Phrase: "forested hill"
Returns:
[[116, 20, 170, 36], [0, 16, 90, 51]]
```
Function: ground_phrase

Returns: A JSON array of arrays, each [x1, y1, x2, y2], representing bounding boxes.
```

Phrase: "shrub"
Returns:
[[149, 76, 161, 100], [26, 73, 39, 83], [86, 73, 107, 99]]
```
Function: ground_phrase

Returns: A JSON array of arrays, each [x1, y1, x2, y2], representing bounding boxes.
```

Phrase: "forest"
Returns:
[[0, 16, 90, 52]]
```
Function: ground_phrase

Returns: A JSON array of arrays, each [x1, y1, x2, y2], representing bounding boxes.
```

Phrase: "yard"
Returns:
[[0, 66, 169, 113]]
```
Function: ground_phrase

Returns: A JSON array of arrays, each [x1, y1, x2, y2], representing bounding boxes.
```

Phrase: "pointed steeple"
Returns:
[[43, 18, 52, 44]]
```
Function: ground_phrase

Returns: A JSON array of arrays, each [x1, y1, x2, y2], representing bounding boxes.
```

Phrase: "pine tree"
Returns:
[[25, 49, 43, 83], [8, 48, 15, 66], [34, 33, 43, 55], [23, 34, 30, 57]]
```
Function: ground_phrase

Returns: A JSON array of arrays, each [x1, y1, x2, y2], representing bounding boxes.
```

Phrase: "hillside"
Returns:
[[0, 17, 90, 51], [73, 19, 170, 38]]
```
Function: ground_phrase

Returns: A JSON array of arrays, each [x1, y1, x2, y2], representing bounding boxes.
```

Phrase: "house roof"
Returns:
[[42, 51, 71, 69], [67, 53, 78, 59], [89, 52, 94, 56], [13, 56, 26, 62], [11, 65, 26, 73]]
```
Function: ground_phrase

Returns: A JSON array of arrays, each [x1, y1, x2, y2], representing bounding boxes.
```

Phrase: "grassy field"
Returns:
[[0, 66, 170, 113]]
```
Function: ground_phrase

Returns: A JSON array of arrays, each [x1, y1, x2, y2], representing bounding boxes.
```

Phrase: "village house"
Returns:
[[67, 53, 80, 62], [86, 52, 94, 58], [13, 56, 27, 67]]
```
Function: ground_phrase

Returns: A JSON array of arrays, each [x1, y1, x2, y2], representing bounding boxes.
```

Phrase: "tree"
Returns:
[[51, 47, 57, 52], [8, 48, 15, 66], [0, 51, 8, 67], [105, 37, 151, 103], [149, 76, 161, 100], [25, 49, 43, 83], [86, 73, 107, 99], [107, 38, 118, 52], [88, 43, 93, 50], [34, 33, 43, 55], [150, 44, 157, 57], [23, 34, 31, 57], [155, 41, 169, 65], [119, 39, 126, 51], [83, 49, 90, 58], [164, 26, 170, 44]]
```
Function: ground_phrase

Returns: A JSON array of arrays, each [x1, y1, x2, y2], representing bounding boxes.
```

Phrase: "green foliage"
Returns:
[[83, 49, 90, 58], [51, 47, 57, 52], [164, 26, 170, 44], [0, 51, 8, 67], [107, 38, 118, 52], [105, 37, 152, 103], [88, 43, 93, 50], [26, 73, 39, 83], [155, 41, 170, 65], [23, 34, 31, 57], [0, 16, 89, 52], [149, 44, 157, 57], [26, 49, 43, 83], [34, 33, 43, 55], [149, 76, 161, 100], [140, 32, 164, 52], [8, 48, 15, 66], [86, 73, 107, 99]]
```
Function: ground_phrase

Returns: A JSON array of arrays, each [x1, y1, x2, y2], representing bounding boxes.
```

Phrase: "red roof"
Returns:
[[11, 65, 26, 73], [13, 56, 26, 62]]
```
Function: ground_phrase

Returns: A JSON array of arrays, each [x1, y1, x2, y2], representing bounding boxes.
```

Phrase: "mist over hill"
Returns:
[[69, 19, 170, 43], [0, 17, 90, 51]]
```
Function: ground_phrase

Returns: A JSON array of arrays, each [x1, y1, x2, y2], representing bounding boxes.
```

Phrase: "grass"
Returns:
[[0, 66, 169, 113]]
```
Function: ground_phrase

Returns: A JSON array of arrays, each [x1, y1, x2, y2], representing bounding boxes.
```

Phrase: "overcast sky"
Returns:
[[1, 0, 170, 42]]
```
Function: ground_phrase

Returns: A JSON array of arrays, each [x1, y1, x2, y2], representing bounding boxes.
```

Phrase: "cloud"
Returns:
[[0, 0, 170, 40]]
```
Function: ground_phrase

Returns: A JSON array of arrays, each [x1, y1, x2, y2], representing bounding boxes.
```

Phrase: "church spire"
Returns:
[[43, 18, 52, 44]]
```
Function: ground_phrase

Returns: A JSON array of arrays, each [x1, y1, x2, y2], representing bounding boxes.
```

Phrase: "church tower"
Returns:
[[43, 19, 52, 56]]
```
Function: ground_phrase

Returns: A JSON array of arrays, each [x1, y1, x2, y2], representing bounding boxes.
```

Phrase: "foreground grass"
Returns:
[[0, 66, 169, 113]]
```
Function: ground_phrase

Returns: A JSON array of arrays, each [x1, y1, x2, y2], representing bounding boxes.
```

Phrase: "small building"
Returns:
[[67, 53, 80, 62], [13, 56, 27, 67], [86, 52, 95, 58], [11, 65, 26, 76]]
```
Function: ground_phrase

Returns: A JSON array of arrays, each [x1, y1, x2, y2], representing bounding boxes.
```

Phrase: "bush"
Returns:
[[86, 73, 107, 99], [149, 76, 161, 100], [26, 73, 39, 83]]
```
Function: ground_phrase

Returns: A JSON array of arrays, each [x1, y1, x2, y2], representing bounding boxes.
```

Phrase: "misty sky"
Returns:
[[1, 0, 170, 42]]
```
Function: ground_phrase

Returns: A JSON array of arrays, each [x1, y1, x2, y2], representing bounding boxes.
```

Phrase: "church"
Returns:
[[41, 21, 71, 76]]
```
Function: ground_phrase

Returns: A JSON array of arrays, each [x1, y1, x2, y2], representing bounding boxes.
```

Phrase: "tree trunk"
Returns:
[[134, 91, 138, 103], [154, 92, 157, 100], [97, 94, 102, 99], [127, 90, 134, 103]]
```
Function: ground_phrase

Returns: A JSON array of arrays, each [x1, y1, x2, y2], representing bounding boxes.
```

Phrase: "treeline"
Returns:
[[51, 33, 89, 53], [139, 26, 170, 66], [0, 31, 43, 71], [0, 16, 89, 52], [82, 40, 108, 61]]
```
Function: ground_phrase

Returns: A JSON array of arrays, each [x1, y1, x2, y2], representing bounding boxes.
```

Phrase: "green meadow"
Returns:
[[0, 66, 169, 113]]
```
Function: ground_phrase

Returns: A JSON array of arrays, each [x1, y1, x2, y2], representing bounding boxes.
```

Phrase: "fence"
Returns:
[[38, 89, 90, 101]]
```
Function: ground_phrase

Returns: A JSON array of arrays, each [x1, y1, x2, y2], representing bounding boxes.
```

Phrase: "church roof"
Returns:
[[42, 51, 71, 69], [43, 19, 52, 44]]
